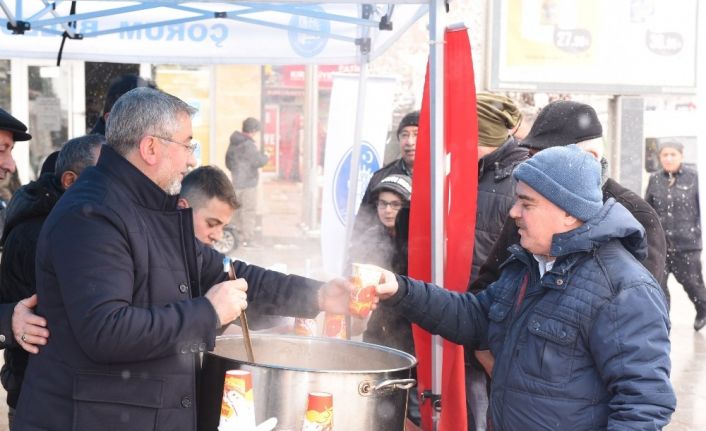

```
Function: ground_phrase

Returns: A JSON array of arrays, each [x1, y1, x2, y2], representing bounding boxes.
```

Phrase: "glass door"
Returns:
[[11, 60, 84, 183]]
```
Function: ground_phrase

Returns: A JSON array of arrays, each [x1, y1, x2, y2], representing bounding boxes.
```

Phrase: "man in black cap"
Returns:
[[353, 111, 419, 238], [0, 107, 50, 365], [469, 100, 667, 298], [0, 107, 27, 180]]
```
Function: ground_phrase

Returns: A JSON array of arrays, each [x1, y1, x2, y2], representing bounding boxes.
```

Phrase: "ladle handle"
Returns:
[[227, 262, 255, 363]]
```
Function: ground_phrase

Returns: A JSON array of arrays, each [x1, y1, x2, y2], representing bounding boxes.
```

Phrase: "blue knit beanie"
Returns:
[[513, 144, 603, 221]]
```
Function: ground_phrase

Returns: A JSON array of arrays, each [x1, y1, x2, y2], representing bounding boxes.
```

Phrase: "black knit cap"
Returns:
[[397, 111, 419, 138], [519, 100, 602, 150], [0, 107, 32, 141]]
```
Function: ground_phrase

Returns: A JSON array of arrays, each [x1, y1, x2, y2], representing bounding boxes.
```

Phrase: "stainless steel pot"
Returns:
[[198, 334, 416, 431]]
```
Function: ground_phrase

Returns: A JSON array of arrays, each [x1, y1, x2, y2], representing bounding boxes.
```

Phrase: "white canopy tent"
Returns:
[[1, 1, 450, 428], [0, 0, 427, 64]]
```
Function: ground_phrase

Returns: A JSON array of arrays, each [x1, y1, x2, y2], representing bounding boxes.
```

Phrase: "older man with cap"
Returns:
[[374, 144, 675, 430], [469, 100, 667, 300], [0, 107, 50, 356], [645, 141, 706, 331], [353, 111, 419, 239]]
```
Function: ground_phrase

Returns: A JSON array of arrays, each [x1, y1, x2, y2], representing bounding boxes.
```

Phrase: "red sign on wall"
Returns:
[[280, 64, 361, 89]]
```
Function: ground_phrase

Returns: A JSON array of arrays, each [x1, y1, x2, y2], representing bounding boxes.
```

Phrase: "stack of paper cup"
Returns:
[[349, 263, 382, 318], [219, 370, 256, 431], [301, 392, 333, 430]]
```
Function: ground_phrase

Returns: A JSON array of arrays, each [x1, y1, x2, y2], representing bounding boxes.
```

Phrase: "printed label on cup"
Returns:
[[349, 263, 381, 318], [323, 313, 347, 339]]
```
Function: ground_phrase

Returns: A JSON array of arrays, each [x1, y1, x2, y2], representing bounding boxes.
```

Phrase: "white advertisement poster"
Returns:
[[320, 74, 395, 276], [490, 0, 698, 93]]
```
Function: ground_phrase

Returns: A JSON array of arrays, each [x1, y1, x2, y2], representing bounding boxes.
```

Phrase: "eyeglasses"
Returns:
[[376, 199, 403, 210], [399, 130, 418, 141], [154, 135, 198, 154]]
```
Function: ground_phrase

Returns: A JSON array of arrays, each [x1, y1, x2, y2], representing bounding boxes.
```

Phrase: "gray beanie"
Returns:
[[513, 144, 603, 221]]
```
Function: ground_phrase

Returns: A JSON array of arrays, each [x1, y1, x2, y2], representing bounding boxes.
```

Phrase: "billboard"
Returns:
[[489, 0, 698, 94]]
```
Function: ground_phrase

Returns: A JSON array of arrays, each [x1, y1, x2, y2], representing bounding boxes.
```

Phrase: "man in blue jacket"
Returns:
[[13, 88, 349, 431], [376, 145, 675, 430]]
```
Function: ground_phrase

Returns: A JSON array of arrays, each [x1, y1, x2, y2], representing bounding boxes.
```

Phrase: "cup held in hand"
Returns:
[[349, 263, 381, 318]]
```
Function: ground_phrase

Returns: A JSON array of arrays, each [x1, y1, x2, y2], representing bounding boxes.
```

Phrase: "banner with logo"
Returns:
[[320, 74, 395, 276]]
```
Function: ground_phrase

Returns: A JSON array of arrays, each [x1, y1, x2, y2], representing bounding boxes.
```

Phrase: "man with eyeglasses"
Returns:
[[225, 117, 268, 248], [353, 110, 418, 239], [13, 88, 351, 431]]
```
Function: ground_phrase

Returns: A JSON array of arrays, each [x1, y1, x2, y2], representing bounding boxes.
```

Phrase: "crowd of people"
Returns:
[[0, 75, 700, 430]]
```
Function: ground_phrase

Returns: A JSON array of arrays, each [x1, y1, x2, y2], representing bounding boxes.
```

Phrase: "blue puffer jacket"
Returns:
[[388, 199, 675, 430]]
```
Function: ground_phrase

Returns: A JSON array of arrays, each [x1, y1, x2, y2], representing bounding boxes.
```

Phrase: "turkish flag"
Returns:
[[408, 27, 478, 431]]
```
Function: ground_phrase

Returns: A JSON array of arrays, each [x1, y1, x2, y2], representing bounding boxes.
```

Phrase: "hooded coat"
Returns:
[[0, 173, 64, 408], [224, 130, 268, 190], [386, 199, 675, 430]]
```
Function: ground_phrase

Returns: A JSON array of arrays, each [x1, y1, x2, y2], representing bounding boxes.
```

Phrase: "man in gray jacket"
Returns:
[[225, 117, 268, 247]]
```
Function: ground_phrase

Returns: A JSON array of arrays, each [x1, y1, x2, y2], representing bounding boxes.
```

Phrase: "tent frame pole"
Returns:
[[429, 0, 445, 429]]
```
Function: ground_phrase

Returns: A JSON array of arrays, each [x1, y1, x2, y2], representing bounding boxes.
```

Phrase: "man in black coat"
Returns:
[[13, 88, 349, 431], [353, 111, 418, 238], [645, 141, 706, 331], [469, 100, 667, 296], [0, 107, 49, 365], [0, 134, 103, 424]]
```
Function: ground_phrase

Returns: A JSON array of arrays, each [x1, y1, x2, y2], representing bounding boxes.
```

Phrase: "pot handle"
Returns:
[[359, 378, 417, 396]]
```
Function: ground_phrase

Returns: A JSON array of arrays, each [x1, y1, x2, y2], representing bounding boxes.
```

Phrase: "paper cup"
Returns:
[[219, 370, 256, 430], [294, 318, 318, 337], [302, 392, 333, 430]]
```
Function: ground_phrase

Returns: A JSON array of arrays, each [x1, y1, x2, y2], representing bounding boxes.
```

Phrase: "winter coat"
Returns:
[[387, 199, 675, 430], [645, 165, 701, 252], [13, 146, 322, 431], [0, 173, 64, 408], [471, 137, 528, 281], [470, 177, 667, 294], [353, 158, 412, 238], [225, 131, 268, 190]]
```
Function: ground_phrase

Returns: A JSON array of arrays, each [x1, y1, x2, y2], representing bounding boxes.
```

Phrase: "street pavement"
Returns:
[[0, 178, 704, 430]]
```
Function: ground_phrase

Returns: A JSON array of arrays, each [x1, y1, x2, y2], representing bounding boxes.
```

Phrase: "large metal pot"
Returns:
[[198, 334, 416, 430]]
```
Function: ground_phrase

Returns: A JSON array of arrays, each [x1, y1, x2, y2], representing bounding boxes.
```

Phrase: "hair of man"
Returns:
[[105, 87, 197, 157], [180, 165, 240, 211], [55, 134, 106, 178], [242, 117, 260, 134]]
